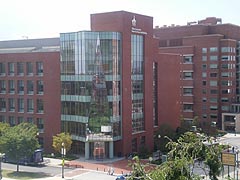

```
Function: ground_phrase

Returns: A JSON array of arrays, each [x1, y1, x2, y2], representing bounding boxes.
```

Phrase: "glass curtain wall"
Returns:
[[131, 34, 144, 133], [60, 31, 121, 158]]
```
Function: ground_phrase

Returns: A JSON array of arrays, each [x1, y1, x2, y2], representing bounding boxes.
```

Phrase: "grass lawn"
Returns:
[[2, 169, 50, 179]]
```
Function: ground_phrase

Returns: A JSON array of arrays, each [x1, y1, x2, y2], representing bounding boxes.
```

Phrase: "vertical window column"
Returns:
[[131, 34, 144, 133]]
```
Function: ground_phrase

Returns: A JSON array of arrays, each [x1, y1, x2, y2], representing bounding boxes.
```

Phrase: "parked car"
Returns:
[[2, 149, 43, 166], [116, 175, 126, 180]]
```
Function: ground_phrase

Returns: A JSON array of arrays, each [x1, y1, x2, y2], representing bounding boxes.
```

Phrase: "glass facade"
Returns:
[[131, 34, 144, 133], [60, 31, 121, 158]]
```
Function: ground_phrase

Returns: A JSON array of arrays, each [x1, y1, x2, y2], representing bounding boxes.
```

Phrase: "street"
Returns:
[[2, 161, 74, 177], [219, 133, 240, 149], [73, 171, 118, 180]]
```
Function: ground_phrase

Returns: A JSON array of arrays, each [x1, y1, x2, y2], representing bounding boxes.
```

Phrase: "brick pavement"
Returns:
[[65, 158, 133, 175]]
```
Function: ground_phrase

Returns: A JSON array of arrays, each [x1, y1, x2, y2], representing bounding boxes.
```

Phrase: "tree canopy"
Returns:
[[0, 123, 40, 172], [0, 122, 10, 137], [129, 132, 224, 180], [52, 132, 72, 154]]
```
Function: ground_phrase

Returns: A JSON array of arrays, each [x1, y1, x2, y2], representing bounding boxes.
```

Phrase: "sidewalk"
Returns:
[[41, 157, 132, 179], [2, 157, 132, 180]]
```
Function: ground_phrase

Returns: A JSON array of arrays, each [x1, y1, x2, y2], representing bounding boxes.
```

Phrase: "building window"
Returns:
[[153, 62, 158, 126], [131, 138, 137, 153], [18, 98, 24, 113], [222, 89, 231, 94], [210, 73, 218, 77], [8, 62, 14, 75], [9, 116, 16, 127], [131, 34, 144, 133], [202, 81, 206, 86], [210, 81, 217, 86], [221, 72, 230, 77], [26, 62, 33, 76], [210, 114, 217, 119], [37, 118, 44, 133], [222, 80, 232, 86], [221, 56, 230, 61], [210, 47, 218, 52], [140, 136, 145, 147], [202, 48, 207, 53], [183, 72, 193, 79], [17, 62, 24, 75], [37, 99, 44, 113], [202, 64, 207, 70], [27, 117, 34, 123], [221, 47, 231, 53], [0, 115, 6, 123], [183, 104, 193, 111], [202, 97, 207, 102], [0, 80, 6, 94], [37, 80, 44, 94], [0, 98, 6, 112], [183, 88, 193, 95], [221, 98, 229, 102], [17, 116, 24, 124], [210, 106, 218, 110], [202, 114, 207, 119], [210, 64, 218, 69], [8, 80, 15, 94], [27, 80, 34, 94], [27, 99, 34, 113], [210, 89, 218, 94], [183, 56, 193, 63], [202, 105, 207, 111], [132, 80, 143, 94], [202, 89, 207, 94], [36, 62, 43, 75], [221, 106, 229, 111], [0, 63, 6, 76], [202, 72, 207, 78], [8, 98, 15, 112], [17, 80, 24, 94], [202, 56, 207, 61], [221, 64, 230, 69], [210, 98, 217, 103], [210, 56, 218, 61]]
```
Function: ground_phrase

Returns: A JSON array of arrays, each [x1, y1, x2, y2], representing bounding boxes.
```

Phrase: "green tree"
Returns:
[[204, 140, 223, 180], [0, 123, 40, 172], [165, 132, 223, 180], [129, 132, 223, 180], [154, 123, 176, 153], [0, 122, 10, 137], [52, 132, 72, 154], [151, 158, 201, 180], [128, 156, 153, 180]]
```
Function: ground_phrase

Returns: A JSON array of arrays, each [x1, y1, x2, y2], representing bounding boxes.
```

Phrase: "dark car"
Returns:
[[2, 149, 43, 166], [115, 175, 126, 180]]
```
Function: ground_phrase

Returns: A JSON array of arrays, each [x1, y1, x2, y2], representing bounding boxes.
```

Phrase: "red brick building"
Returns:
[[0, 38, 61, 152], [60, 11, 181, 158], [0, 11, 181, 158], [154, 17, 240, 133]]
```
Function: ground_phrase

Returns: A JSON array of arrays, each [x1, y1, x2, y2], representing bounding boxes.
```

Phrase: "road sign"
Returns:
[[222, 152, 236, 166]]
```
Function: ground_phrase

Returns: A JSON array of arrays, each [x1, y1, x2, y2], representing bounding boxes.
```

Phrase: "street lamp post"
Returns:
[[61, 143, 66, 179], [158, 135, 161, 160]]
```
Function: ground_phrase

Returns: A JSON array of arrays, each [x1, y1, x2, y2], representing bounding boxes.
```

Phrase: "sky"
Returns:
[[0, 0, 240, 40]]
